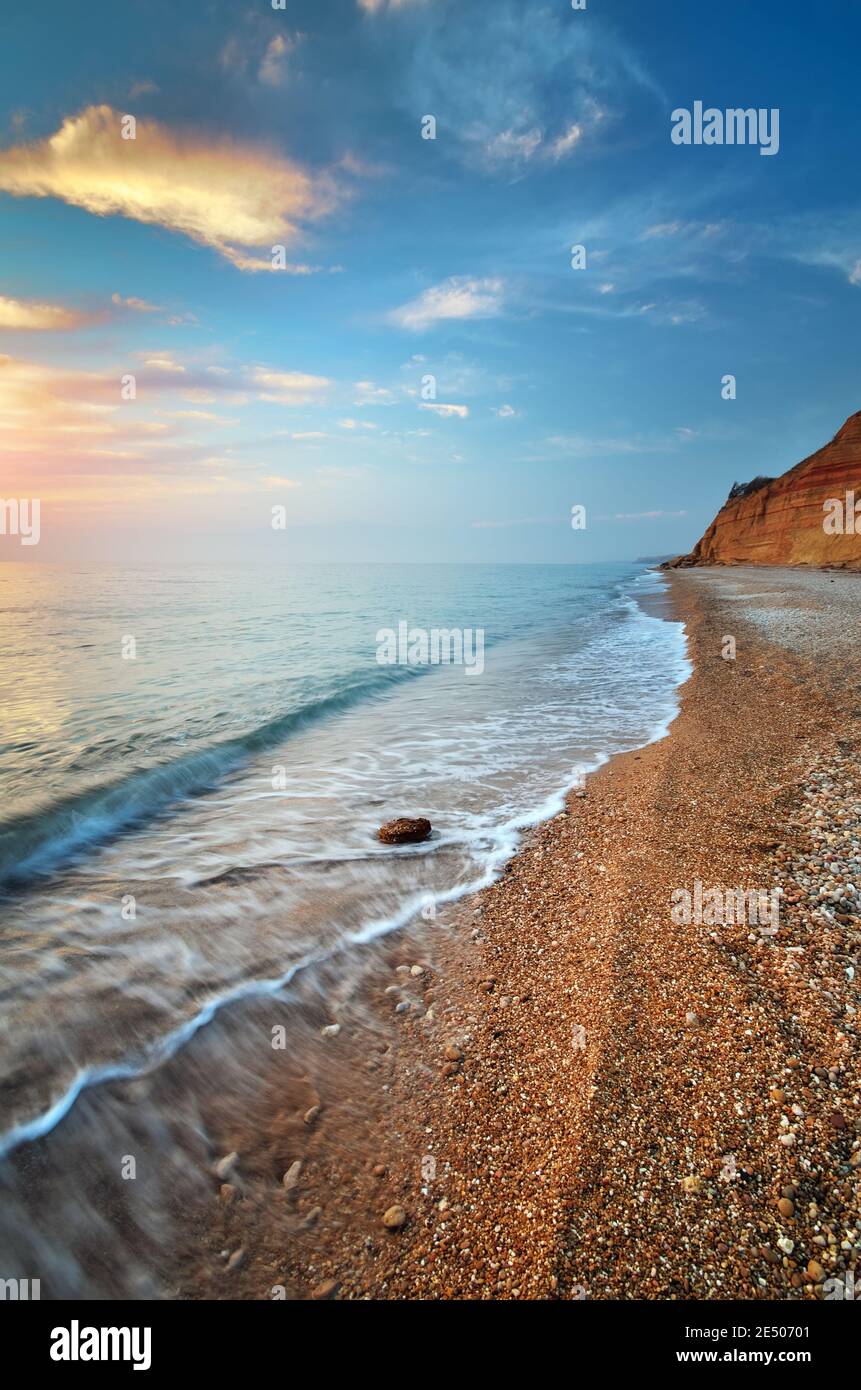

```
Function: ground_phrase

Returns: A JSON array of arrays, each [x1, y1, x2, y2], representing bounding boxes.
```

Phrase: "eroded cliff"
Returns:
[[666, 413, 861, 570]]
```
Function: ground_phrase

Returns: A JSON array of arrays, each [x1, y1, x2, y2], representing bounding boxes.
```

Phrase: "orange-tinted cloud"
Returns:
[[0, 105, 342, 270], [0, 294, 89, 329]]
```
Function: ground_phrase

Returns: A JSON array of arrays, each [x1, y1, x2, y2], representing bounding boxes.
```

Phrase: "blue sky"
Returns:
[[1, 0, 860, 562]]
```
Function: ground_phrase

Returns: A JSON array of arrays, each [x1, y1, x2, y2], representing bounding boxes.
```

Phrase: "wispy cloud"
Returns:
[[545, 433, 670, 457], [111, 292, 162, 313], [358, 0, 423, 12], [353, 380, 396, 405], [470, 517, 549, 529], [250, 367, 331, 404], [389, 276, 505, 331], [259, 34, 296, 86], [393, 1, 658, 174], [595, 510, 687, 521], [0, 294, 88, 329], [0, 105, 345, 271], [165, 410, 239, 427], [419, 402, 469, 418]]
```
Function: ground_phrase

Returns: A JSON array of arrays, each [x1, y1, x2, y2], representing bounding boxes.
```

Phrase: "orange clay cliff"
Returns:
[[665, 412, 861, 570]]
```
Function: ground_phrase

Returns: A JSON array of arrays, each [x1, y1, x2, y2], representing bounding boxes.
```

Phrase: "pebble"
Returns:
[[214, 1152, 238, 1181], [225, 1248, 245, 1273], [304, 1104, 321, 1126], [382, 1204, 408, 1230], [321, 1024, 341, 1037], [777, 1198, 795, 1218], [310, 1278, 339, 1300], [282, 1161, 302, 1192]]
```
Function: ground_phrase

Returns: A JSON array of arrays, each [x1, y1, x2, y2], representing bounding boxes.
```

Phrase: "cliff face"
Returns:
[[667, 412, 861, 570]]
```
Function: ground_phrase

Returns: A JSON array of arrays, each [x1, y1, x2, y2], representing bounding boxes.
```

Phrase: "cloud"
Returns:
[[142, 355, 186, 373], [112, 292, 162, 312], [166, 410, 238, 426], [482, 119, 589, 170], [389, 276, 505, 331], [250, 366, 331, 404], [0, 294, 87, 329], [400, 350, 502, 398], [353, 380, 396, 405], [259, 34, 295, 86], [543, 433, 672, 459], [786, 222, 861, 288], [642, 220, 726, 241], [338, 417, 378, 430], [596, 510, 687, 521], [493, 404, 518, 418], [483, 128, 543, 165], [316, 463, 376, 481], [470, 517, 548, 529], [358, 0, 422, 12], [547, 123, 584, 160], [0, 105, 343, 270], [393, 2, 656, 174], [0, 352, 174, 474], [419, 402, 468, 418]]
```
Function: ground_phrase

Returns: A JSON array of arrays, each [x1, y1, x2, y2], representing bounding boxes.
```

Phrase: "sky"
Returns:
[[1, 0, 861, 563]]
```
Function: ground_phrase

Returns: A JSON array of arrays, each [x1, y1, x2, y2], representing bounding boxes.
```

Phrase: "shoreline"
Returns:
[[177, 565, 860, 1300], [0, 570, 683, 1170]]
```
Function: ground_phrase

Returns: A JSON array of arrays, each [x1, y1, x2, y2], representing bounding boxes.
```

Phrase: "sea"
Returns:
[[0, 560, 690, 1294]]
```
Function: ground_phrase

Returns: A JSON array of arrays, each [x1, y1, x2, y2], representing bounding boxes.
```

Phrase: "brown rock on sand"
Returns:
[[377, 817, 432, 845], [382, 1204, 408, 1229], [310, 1278, 339, 1300]]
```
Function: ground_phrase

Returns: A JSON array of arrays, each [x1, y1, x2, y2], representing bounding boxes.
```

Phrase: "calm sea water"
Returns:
[[0, 561, 689, 1291]]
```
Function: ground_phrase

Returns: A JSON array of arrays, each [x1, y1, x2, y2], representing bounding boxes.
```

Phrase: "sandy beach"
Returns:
[[172, 567, 860, 1301]]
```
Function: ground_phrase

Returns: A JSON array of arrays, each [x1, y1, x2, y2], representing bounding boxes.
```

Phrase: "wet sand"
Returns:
[[179, 567, 861, 1301]]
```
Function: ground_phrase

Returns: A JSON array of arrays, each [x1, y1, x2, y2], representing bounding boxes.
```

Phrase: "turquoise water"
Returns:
[[0, 561, 689, 1157]]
